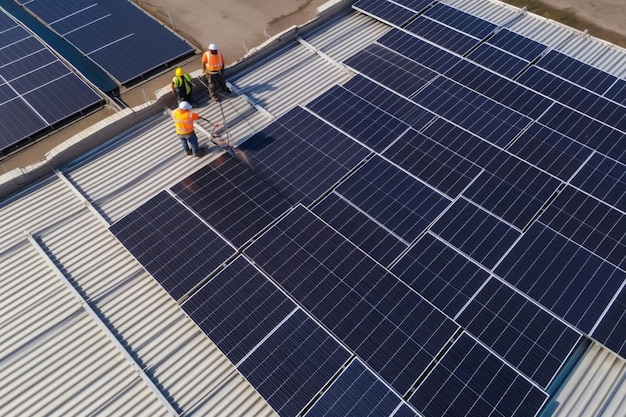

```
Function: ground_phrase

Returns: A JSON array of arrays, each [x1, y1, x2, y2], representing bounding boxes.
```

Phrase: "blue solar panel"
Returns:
[[238, 309, 351, 417], [605, 78, 626, 105], [0, 8, 102, 153], [307, 85, 410, 152], [393, 404, 419, 417], [424, 4, 497, 39], [592, 287, 626, 358], [486, 29, 547, 62], [457, 278, 581, 388], [19, 0, 194, 85], [382, 128, 482, 198], [343, 75, 436, 130], [336, 155, 451, 243], [495, 222, 626, 333], [411, 77, 532, 147], [411, 333, 548, 417], [312, 192, 408, 266], [304, 359, 410, 417], [344, 44, 439, 97], [571, 153, 626, 212], [538, 103, 626, 163], [421, 118, 500, 167], [462, 151, 561, 229], [353, 0, 418, 26], [507, 123, 593, 181], [378, 28, 464, 74], [236, 106, 370, 205], [466, 43, 529, 78], [518, 67, 626, 131], [404, 17, 480, 55], [181, 256, 296, 364], [539, 186, 626, 270], [536, 50, 619, 97], [391, 233, 490, 317], [244, 205, 459, 395], [430, 198, 521, 268], [393, 0, 435, 13], [108, 191, 236, 301], [170, 153, 291, 248]]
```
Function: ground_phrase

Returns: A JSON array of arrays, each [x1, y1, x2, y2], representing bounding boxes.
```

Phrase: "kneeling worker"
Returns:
[[171, 101, 205, 157]]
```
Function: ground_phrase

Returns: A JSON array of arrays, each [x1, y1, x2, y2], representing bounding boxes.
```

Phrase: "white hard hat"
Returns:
[[209, 43, 217, 51], [178, 101, 192, 110]]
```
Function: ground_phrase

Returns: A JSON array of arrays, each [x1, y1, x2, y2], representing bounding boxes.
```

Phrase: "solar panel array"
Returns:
[[108, 1, 626, 415], [0, 8, 103, 154], [17, 0, 195, 85]]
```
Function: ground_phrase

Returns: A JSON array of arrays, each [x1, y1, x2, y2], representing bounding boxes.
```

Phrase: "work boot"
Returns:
[[195, 147, 205, 157], [186, 149, 193, 156]]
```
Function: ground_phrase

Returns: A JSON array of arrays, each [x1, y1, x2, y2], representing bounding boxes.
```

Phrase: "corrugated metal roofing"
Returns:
[[1, 0, 626, 415]]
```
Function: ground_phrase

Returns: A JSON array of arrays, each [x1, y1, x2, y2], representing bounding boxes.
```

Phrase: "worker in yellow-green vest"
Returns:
[[170, 67, 193, 103]]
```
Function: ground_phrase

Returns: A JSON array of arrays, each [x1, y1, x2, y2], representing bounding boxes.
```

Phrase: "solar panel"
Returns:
[[539, 186, 626, 270], [244, 205, 459, 395], [495, 222, 626, 333], [507, 123, 593, 181], [430, 198, 521, 268], [377, 28, 464, 74], [181, 256, 296, 364], [344, 43, 439, 97], [312, 192, 408, 267], [306, 84, 410, 152], [343, 75, 436, 130], [0, 8, 102, 153], [456, 278, 582, 388], [462, 151, 562, 230], [18, 0, 195, 85], [382, 128, 482, 198], [391, 233, 490, 317], [335, 155, 451, 243], [238, 309, 351, 417], [423, 3, 497, 39], [170, 153, 291, 248], [404, 17, 480, 55], [466, 43, 529, 78], [592, 286, 626, 358], [536, 50, 619, 97], [570, 153, 626, 212], [411, 77, 532, 147], [518, 67, 626, 132], [538, 103, 626, 163], [304, 359, 414, 417], [353, 0, 419, 27], [410, 332, 548, 417], [236, 106, 370, 205], [605, 78, 626, 105], [486, 29, 547, 62], [108, 190, 236, 301]]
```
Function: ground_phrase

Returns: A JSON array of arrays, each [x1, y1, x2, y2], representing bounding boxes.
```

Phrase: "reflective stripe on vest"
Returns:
[[203, 51, 224, 73], [172, 109, 194, 135]]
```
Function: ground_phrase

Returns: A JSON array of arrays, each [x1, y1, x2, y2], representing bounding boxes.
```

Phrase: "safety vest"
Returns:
[[203, 51, 225, 73], [172, 74, 192, 94], [172, 109, 198, 135]]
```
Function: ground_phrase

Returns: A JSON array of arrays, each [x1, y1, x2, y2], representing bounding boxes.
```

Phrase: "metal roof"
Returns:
[[1, 0, 625, 416]]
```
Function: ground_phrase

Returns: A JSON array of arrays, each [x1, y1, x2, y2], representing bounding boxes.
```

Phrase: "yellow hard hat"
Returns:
[[175, 67, 184, 77]]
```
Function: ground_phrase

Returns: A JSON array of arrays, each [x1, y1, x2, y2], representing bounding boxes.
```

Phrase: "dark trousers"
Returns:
[[208, 72, 230, 100]]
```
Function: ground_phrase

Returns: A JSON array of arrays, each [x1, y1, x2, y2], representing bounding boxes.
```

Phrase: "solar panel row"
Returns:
[[0, 8, 103, 154]]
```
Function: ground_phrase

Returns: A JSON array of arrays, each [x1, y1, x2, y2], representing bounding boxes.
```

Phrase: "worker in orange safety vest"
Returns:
[[171, 101, 205, 157], [201, 43, 231, 101]]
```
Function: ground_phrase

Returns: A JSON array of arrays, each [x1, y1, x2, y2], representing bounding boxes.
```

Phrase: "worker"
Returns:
[[170, 67, 193, 103], [171, 101, 204, 157], [201, 43, 231, 101]]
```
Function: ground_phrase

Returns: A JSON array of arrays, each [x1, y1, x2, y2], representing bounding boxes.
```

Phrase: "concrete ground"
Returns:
[[1, 0, 624, 173]]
